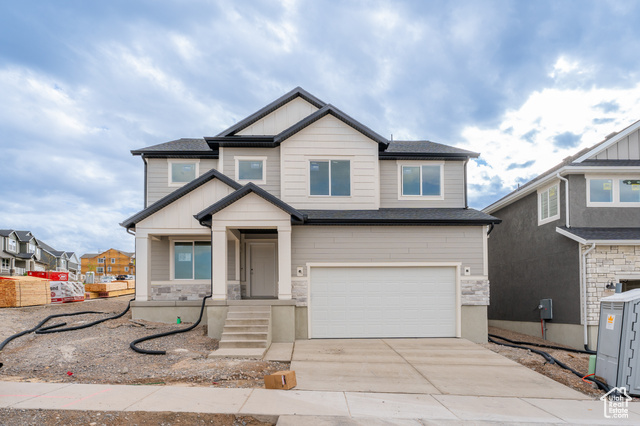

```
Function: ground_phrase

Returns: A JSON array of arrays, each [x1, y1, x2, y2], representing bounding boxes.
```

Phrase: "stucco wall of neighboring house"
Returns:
[[221, 147, 281, 198], [146, 158, 219, 206], [236, 97, 318, 136], [568, 174, 640, 227], [280, 115, 380, 210], [379, 159, 465, 208], [488, 190, 582, 324]]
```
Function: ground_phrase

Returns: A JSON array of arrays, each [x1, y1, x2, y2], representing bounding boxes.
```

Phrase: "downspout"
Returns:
[[582, 243, 596, 351], [464, 159, 469, 209], [556, 173, 570, 228]]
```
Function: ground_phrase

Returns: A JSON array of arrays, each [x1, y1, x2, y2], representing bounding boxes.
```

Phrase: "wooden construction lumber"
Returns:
[[0, 276, 51, 307]]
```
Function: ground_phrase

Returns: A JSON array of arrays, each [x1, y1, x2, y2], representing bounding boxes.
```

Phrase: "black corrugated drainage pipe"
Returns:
[[488, 335, 609, 392], [130, 295, 211, 355], [35, 299, 134, 335], [489, 334, 593, 355]]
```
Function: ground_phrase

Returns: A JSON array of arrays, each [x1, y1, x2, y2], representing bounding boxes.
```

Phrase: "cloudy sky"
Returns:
[[1, 0, 640, 255]]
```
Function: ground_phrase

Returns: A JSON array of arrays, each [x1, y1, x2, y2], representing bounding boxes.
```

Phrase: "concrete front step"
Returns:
[[219, 339, 268, 349], [227, 312, 271, 319], [208, 347, 267, 359], [227, 305, 271, 312], [221, 332, 268, 341], [225, 319, 270, 326], [223, 325, 269, 333]]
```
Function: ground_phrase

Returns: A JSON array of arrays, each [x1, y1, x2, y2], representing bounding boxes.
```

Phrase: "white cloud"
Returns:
[[459, 83, 640, 208]]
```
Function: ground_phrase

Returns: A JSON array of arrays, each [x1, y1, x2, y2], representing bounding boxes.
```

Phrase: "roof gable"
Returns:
[[577, 119, 640, 162], [194, 182, 304, 225], [217, 87, 326, 137], [120, 168, 242, 229]]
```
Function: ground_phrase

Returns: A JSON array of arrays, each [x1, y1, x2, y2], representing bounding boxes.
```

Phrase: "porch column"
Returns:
[[135, 233, 150, 302], [212, 228, 227, 300], [277, 227, 292, 300]]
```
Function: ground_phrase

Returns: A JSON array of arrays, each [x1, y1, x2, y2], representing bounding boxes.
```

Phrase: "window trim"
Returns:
[[111, 258, 116, 264], [586, 175, 640, 207], [107, 266, 112, 272], [235, 156, 267, 184], [397, 161, 445, 200], [98, 258, 105, 264], [168, 159, 200, 187], [7, 239, 17, 252], [169, 238, 212, 282], [96, 266, 104, 273], [538, 181, 561, 226], [307, 158, 352, 197]]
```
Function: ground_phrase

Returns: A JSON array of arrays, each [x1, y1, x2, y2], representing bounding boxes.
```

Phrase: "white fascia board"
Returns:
[[556, 227, 640, 245], [573, 120, 640, 163]]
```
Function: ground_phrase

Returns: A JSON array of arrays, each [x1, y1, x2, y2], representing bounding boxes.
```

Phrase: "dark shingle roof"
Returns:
[[131, 138, 215, 156], [558, 227, 640, 242], [572, 160, 640, 167], [0, 230, 15, 237], [14, 231, 34, 242], [16, 253, 35, 259], [195, 183, 304, 225], [299, 208, 501, 225], [383, 141, 479, 158], [121, 168, 242, 229], [80, 253, 99, 259]]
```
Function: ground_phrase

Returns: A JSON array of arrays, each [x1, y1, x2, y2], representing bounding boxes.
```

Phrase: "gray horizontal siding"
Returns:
[[146, 158, 219, 206], [380, 160, 465, 208], [291, 226, 484, 276], [221, 147, 280, 198]]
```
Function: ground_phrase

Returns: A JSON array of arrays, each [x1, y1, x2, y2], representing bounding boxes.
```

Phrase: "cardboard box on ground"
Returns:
[[264, 371, 297, 390]]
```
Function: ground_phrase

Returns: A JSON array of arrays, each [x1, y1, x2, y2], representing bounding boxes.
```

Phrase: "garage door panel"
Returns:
[[310, 266, 456, 338]]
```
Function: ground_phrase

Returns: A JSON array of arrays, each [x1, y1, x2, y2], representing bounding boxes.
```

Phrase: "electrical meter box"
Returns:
[[595, 288, 640, 396], [539, 298, 553, 320]]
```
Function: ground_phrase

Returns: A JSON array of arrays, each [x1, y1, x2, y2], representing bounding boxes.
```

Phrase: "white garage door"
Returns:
[[310, 266, 457, 338]]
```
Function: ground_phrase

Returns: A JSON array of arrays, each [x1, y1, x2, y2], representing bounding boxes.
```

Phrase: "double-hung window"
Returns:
[[174, 241, 211, 280], [588, 176, 640, 206], [399, 162, 443, 199], [309, 160, 350, 196], [98, 258, 105, 264], [169, 160, 199, 186], [235, 157, 266, 184], [97, 267, 104, 273], [538, 183, 560, 225], [7, 239, 16, 252], [1, 258, 9, 269], [111, 258, 116, 264]]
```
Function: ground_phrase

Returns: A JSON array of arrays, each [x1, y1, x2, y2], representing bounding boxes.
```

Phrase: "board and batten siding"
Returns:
[[236, 97, 318, 136], [591, 128, 640, 160], [221, 147, 281, 198], [150, 237, 170, 281], [138, 178, 235, 230], [280, 115, 379, 210], [146, 158, 218, 206], [291, 226, 484, 276], [380, 160, 465, 208]]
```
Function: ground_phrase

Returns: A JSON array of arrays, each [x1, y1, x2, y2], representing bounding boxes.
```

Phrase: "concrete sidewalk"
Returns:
[[1, 381, 639, 424]]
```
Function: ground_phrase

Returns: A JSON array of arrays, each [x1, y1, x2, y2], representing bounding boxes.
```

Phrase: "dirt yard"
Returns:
[[0, 296, 288, 387], [483, 326, 608, 398]]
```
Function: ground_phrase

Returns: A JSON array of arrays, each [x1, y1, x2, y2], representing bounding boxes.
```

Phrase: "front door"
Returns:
[[249, 242, 277, 298]]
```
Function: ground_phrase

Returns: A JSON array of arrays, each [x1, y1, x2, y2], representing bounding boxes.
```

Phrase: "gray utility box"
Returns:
[[595, 288, 640, 395]]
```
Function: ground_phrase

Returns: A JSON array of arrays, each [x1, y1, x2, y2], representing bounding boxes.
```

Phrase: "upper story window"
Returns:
[[538, 183, 560, 225], [173, 241, 211, 280], [27, 243, 36, 253], [235, 157, 266, 184], [398, 162, 444, 200], [310, 160, 350, 196], [7, 239, 16, 252], [169, 160, 199, 186], [111, 258, 116, 264], [98, 257, 105, 264], [587, 176, 640, 207]]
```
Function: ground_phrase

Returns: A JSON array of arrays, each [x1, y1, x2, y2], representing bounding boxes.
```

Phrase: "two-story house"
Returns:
[[81, 249, 135, 277], [484, 119, 640, 350], [121, 87, 500, 346], [0, 230, 45, 275]]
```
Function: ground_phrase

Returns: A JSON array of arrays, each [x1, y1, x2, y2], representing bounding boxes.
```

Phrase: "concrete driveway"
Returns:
[[291, 338, 589, 399]]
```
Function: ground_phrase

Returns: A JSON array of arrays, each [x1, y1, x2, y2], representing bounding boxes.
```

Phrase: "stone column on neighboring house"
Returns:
[[9, 258, 15, 276]]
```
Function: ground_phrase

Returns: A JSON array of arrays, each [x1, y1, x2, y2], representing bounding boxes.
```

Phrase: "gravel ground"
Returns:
[[0, 296, 288, 387]]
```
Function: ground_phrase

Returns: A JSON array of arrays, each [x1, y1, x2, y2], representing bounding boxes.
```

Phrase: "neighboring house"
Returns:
[[0, 229, 78, 276], [121, 87, 500, 344], [484, 120, 640, 350], [81, 249, 135, 277]]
